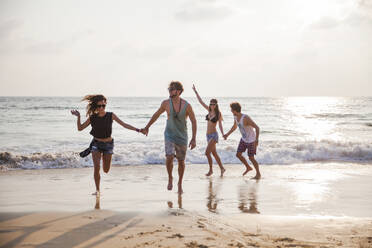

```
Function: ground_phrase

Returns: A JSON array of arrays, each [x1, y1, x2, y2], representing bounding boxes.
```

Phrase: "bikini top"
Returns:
[[206, 113, 219, 123]]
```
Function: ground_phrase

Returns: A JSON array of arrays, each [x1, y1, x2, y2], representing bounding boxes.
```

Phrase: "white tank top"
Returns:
[[235, 114, 256, 143]]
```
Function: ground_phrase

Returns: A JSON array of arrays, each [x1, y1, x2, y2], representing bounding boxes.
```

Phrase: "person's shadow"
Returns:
[[206, 177, 221, 213], [238, 180, 260, 214]]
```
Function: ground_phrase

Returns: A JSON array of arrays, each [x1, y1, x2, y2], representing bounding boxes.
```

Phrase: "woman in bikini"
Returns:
[[71, 94, 142, 195], [192, 84, 226, 177]]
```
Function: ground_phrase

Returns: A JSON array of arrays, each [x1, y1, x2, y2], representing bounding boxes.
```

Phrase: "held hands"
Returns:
[[189, 138, 196, 150], [140, 127, 149, 136], [71, 110, 80, 117], [223, 134, 228, 140]]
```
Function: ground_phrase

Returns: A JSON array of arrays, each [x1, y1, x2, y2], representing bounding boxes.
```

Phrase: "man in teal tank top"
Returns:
[[143, 81, 197, 193]]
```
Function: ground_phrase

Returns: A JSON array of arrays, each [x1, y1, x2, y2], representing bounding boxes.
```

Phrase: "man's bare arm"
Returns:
[[224, 122, 237, 139], [144, 101, 166, 134], [187, 104, 197, 149]]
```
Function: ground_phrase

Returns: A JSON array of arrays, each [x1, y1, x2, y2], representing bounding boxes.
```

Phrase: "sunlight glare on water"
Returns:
[[284, 97, 343, 142]]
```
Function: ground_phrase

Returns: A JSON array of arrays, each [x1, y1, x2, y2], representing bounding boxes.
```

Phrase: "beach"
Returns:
[[1, 96, 372, 247], [1, 163, 372, 247]]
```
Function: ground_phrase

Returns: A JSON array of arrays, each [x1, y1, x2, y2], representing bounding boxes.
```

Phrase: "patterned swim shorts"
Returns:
[[165, 140, 187, 161], [237, 139, 256, 157], [206, 132, 218, 143]]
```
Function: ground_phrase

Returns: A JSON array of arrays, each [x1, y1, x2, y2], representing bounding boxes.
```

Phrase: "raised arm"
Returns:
[[143, 101, 166, 135], [112, 113, 140, 132], [187, 104, 197, 150], [223, 121, 237, 140], [244, 116, 260, 145], [192, 84, 208, 110], [71, 110, 90, 131], [218, 113, 224, 136]]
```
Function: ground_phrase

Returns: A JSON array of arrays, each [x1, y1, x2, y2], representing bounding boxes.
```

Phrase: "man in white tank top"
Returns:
[[223, 102, 261, 179]]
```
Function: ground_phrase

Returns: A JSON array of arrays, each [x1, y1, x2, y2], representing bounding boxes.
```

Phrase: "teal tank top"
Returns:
[[164, 98, 188, 146]]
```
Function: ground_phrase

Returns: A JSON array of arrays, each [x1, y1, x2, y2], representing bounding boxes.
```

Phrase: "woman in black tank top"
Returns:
[[71, 94, 144, 196], [192, 84, 226, 177]]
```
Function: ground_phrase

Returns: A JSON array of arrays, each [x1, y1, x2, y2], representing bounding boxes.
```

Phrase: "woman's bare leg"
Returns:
[[205, 140, 217, 176], [102, 153, 112, 173], [211, 146, 225, 177], [92, 151, 102, 194]]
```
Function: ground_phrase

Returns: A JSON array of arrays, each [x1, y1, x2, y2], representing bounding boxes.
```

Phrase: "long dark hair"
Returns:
[[82, 94, 107, 117], [209, 98, 221, 120]]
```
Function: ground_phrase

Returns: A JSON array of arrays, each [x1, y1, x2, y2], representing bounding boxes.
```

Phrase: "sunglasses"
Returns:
[[168, 87, 176, 91], [97, 104, 106, 108], [210, 103, 216, 106]]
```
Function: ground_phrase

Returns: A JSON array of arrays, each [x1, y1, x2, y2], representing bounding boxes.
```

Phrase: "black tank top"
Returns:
[[90, 112, 113, 138]]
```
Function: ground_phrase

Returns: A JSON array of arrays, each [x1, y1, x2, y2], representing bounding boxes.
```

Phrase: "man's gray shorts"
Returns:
[[165, 140, 187, 161]]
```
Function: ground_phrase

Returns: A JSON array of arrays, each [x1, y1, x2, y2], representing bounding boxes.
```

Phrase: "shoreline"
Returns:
[[0, 163, 372, 216], [1, 163, 372, 247]]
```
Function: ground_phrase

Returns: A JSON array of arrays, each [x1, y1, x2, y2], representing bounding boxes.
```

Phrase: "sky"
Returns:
[[0, 0, 371, 97]]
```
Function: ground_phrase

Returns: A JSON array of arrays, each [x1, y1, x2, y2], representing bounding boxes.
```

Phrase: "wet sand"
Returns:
[[0, 163, 372, 247]]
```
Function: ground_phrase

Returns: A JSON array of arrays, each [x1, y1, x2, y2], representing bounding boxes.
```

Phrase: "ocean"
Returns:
[[1, 96, 372, 170]]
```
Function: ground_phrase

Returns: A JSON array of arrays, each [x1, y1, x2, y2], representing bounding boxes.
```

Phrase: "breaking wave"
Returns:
[[1, 140, 372, 170]]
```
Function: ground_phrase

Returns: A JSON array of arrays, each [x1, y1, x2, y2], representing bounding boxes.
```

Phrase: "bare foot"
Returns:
[[205, 170, 213, 176], [242, 167, 253, 176], [177, 183, 183, 194], [92, 191, 100, 196], [252, 174, 261, 180], [167, 181, 173, 191], [220, 167, 226, 177], [167, 176, 173, 190]]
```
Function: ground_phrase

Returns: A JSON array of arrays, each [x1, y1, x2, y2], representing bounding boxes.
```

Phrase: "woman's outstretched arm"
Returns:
[[192, 84, 208, 111], [71, 110, 90, 131], [112, 113, 140, 132], [218, 113, 225, 136]]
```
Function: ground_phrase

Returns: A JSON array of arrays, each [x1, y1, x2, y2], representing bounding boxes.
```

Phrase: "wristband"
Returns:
[[136, 128, 140, 132]]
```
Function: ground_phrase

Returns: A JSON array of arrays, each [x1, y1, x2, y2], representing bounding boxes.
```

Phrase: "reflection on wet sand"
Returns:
[[167, 193, 183, 209], [206, 178, 221, 213], [95, 195, 100, 210], [238, 180, 260, 214]]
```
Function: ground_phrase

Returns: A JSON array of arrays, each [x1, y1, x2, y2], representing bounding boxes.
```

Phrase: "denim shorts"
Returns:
[[206, 132, 218, 143], [91, 139, 114, 154]]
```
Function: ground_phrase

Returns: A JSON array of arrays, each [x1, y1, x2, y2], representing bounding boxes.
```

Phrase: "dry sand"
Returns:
[[0, 209, 371, 248]]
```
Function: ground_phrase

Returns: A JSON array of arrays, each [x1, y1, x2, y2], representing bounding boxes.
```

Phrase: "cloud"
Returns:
[[175, 1, 234, 22], [0, 19, 22, 40], [309, 1, 372, 30], [113, 43, 176, 59], [190, 45, 238, 59], [309, 16, 340, 29], [358, 0, 372, 9], [23, 29, 94, 54]]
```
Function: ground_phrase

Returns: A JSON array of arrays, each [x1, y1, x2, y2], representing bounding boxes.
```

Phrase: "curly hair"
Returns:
[[169, 81, 184, 95]]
